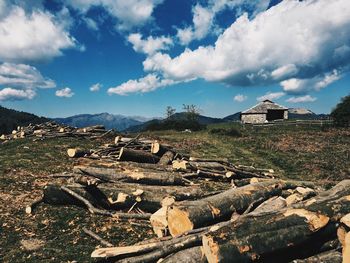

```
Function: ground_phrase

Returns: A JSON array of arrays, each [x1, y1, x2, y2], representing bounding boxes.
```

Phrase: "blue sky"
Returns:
[[0, 0, 349, 118]]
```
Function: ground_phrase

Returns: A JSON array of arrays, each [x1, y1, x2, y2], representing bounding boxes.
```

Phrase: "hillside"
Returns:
[[0, 106, 48, 134], [54, 113, 145, 131]]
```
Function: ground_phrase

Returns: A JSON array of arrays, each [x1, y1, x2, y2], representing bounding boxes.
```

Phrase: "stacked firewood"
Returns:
[[31, 135, 349, 262], [0, 122, 114, 142]]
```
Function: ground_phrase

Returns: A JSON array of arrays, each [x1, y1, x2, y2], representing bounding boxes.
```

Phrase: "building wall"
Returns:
[[284, 110, 288, 120], [241, 113, 266, 124]]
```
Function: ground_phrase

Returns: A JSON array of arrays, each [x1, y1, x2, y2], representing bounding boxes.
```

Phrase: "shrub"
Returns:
[[331, 95, 350, 127]]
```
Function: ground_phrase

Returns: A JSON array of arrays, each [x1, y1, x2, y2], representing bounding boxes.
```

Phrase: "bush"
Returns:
[[209, 127, 242, 137], [331, 95, 350, 127]]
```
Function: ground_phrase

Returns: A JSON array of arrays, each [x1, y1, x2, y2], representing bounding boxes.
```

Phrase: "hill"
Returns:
[[0, 105, 48, 134], [53, 113, 147, 131], [125, 112, 225, 132]]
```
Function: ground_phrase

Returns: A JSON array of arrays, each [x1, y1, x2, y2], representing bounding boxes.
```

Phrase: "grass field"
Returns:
[[0, 124, 349, 262]]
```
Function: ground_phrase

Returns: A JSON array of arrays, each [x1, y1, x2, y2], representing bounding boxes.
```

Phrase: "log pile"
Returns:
[[0, 121, 114, 142], [30, 134, 349, 262]]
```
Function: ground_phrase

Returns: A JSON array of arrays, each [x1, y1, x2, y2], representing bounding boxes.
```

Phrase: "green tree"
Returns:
[[331, 95, 350, 127]]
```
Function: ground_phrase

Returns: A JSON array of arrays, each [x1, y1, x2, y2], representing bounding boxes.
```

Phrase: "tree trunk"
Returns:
[[118, 147, 160, 163], [67, 148, 89, 158], [202, 180, 350, 263], [162, 246, 207, 263], [166, 181, 291, 236], [158, 151, 175, 166], [73, 165, 184, 185]]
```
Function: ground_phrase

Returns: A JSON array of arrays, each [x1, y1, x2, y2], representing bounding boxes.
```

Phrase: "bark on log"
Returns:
[[291, 249, 342, 263], [45, 180, 208, 212], [166, 181, 292, 236], [158, 151, 175, 166], [73, 165, 184, 185], [162, 246, 207, 263], [118, 148, 160, 164], [151, 141, 173, 156], [67, 148, 89, 158], [202, 180, 350, 263]]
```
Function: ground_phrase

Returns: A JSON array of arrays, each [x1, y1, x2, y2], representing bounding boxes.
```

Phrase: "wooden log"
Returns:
[[73, 165, 184, 185], [202, 180, 350, 263], [151, 141, 173, 156], [92, 233, 202, 262], [82, 227, 113, 247], [291, 249, 342, 263], [118, 148, 160, 164], [67, 148, 89, 158], [166, 181, 291, 236], [158, 151, 175, 166], [162, 246, 207, 263]]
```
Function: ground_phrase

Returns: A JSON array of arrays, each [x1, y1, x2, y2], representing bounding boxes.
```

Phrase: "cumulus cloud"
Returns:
[[281, 70, 341, 94], [286, 95, 317, 103], [177, 0, 270, 45], [107, 74, 176, 95], [128, 33, 173, 55], [65, 0, 164, 30], [90, 83, 102, 92], [257, 92, 285, 102], [233, 94, 247, 102], [0, 5, 77, 62], [0, 63, 55, 89], [143, 0, 349, 95], [56, 87, 74, 98], [0, 87, 36, 101]]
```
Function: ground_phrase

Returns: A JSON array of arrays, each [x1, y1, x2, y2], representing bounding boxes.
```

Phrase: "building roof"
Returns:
[[241, 100, 288, 114]]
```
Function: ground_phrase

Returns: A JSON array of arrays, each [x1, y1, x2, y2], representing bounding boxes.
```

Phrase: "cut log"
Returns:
[[93, 234, 202, 263], [158, 151, 175, 166], [73, 165, 184, 185], [118, 148, 160, 164], [67, 148, 89, 158], [344, 232, 350, 263], [291, 250, 342, 263], [166, 181, 291, 236], [46, 180, 208, 212], [202, 180, 350, 263], [151, 141, 172, 156], [162, 246, 207, 263]]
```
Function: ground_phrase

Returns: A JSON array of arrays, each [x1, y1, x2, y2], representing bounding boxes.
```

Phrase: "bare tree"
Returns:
[[165, 106, 176, 119], [182, 104, 201, 121]]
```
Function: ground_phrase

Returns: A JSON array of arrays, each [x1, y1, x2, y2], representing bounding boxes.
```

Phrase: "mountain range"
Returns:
[[0, 106, 330, 134]]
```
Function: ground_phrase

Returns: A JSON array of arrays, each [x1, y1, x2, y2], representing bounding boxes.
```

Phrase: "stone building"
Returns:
[[241, 100, 288, 124]]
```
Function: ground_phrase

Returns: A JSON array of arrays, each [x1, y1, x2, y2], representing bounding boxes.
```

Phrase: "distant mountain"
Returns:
[[0, 105, 48, 134], [53, 113, 147, 131], [125, 112, 226, 132], [288, 108, 330, 120], [223, 112, 241, 122]]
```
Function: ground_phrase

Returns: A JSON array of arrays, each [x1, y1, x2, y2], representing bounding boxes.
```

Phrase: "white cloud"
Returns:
[[233, 94, 247, 102], [286, 95, 317, 103], [281, 70, 341, 94], [257, 92, 285, 101], [65, 0, 164, 30], [108, 74, 176, 95], [83, 17, 98, 31], [0, 87, 35, 101], [56, 87, 74, 98], [144, 0, 349, 94], [128, 33, 173, 55], [0, 63, 55, 89], [177, 0, 270, 45], [0, 6, 77, 62], [90, 83, 102, 92]]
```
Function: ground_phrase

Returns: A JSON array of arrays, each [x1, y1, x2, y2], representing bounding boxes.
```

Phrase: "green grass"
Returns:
[[0, 125, 349, 262]]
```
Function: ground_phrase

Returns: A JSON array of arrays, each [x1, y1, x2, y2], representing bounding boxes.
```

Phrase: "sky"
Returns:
[[0, 0, 349, 118]]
